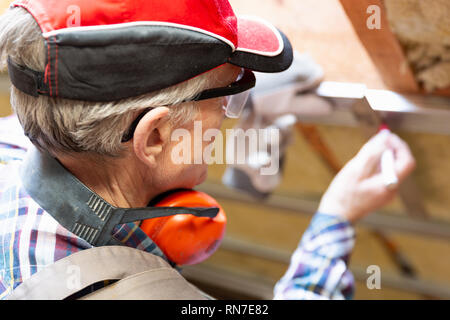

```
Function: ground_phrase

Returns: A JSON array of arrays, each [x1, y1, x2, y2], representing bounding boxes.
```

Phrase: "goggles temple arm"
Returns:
[[121, 69, 256, 142]]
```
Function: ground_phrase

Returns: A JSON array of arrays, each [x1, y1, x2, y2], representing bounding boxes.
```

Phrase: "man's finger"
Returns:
[[354, 130, 391, 177], [388, 133, 416, 182]]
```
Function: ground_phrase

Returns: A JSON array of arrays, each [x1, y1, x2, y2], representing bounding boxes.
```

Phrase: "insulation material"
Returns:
[[383, 0, 450, 92]]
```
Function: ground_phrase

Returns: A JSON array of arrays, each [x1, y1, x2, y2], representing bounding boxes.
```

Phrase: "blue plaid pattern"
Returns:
[[274, 213, 355, 299]]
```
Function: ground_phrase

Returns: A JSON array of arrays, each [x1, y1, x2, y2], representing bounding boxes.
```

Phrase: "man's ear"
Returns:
[[133, 107, 170, 167]]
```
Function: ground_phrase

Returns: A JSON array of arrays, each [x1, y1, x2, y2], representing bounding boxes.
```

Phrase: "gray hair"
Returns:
[[0, 7, 215, 157]]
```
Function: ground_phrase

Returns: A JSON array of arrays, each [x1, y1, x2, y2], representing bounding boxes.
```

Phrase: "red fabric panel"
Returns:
[[236, 17, 281, 54], [12, 0, 238, 45]]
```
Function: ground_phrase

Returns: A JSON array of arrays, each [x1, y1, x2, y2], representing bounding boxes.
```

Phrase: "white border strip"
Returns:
[[42, 21, 236, 52], [235, 15, 284, 57]]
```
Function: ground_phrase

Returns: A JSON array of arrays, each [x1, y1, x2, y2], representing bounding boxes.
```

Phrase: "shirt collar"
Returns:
[[19, 145, 170, 260]]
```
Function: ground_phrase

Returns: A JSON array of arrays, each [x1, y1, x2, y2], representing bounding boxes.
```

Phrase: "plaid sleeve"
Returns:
[[273, 213, 356, 300]]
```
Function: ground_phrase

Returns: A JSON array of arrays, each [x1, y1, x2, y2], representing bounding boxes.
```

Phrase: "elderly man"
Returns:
[[0, 0, 415, 300]]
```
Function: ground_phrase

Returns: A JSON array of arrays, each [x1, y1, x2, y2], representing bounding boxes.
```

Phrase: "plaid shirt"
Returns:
[[274, 213, 355, 299], [0, 115, 355, 300]]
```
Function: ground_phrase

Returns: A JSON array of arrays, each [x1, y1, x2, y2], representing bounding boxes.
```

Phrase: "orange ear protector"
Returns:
[[140, 190, 227, 266]]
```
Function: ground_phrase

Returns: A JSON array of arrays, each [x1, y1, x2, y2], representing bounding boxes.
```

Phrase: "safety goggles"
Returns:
[[192, 68, 255, 118], [121, 68, 256, 142]]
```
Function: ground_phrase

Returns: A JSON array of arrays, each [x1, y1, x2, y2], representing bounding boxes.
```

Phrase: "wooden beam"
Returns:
[[430, 87, 450, 97], [339, 0, 419, 93]]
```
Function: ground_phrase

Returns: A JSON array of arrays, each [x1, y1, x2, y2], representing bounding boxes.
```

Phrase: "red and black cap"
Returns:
[[7, 0, 293, 102]]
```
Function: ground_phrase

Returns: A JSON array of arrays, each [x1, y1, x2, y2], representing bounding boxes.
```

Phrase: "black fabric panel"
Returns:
[[228, 29, 293, 73], [52, 25, 232, 101], [47, 36, 59, 97], [7, 57, 48, 97]]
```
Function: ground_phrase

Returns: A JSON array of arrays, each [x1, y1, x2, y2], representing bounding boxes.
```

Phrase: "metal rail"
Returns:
[[182, 263, 275, 300], [183, 236, 450, 299], [196, 182, 450, 240], [297, 82, 450, 135]]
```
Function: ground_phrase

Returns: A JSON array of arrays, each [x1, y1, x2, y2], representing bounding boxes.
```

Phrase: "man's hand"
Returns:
[[318, 130, 416, 223]]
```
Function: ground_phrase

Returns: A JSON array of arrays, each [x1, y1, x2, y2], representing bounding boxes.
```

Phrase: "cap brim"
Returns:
[[229, 16, 293, 73]]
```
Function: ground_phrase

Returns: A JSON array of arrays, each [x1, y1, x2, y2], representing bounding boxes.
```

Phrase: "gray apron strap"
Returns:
[[7, 246, 209, 300]]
